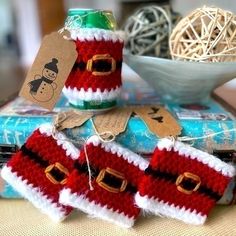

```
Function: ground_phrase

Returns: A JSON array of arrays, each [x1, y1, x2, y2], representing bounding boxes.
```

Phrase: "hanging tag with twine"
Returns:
[[19, 30, 77, 110], [92, 107, 133, 139], [53, 105, 181, 139], [133, 105, 182, 138], [54, 110, 93, 131]]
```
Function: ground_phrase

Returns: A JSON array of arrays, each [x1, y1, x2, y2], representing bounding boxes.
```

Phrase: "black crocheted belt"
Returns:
[[74, 162, 137, 194], [21, 144, 69, 185], [72, 54, 122, 76], [145, 166, 222, 201]]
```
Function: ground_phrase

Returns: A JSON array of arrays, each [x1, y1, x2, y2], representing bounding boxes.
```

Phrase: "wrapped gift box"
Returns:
[[66, 80, 236, 155], [0, 80, 235, 154]]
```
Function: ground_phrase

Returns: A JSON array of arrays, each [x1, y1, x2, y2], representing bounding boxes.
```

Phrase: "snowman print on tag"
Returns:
[[28, 58, 58, 102]]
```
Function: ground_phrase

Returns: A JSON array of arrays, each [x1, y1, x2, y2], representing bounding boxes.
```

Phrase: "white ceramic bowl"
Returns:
[[124, 54, 236, 103]]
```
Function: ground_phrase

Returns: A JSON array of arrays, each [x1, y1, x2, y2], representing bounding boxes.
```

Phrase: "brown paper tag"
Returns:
[[55, 110, 93, 131], [93, 107, 132, 136], [53, 106, 181, 139], [19, 31, 77, 110], [133, 105, 182, 138]]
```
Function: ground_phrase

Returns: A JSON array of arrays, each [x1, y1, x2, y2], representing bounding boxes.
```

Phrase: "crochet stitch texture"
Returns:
[[63, 29, 123, 106], [135, 138, 236, 225], [1, 124, 79, 222], [60, 135, 148, 228]]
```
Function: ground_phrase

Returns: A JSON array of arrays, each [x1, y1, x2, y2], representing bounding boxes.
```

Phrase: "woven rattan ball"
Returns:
[[170, 6, 236, 62], [124, 6, 175, 57]]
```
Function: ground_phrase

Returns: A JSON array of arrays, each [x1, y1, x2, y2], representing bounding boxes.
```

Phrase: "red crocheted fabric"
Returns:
[[135, 138, 235, 225], [1, 124, 79, 222], [59, 136, 148, 228], [65, 40, 123, 92]]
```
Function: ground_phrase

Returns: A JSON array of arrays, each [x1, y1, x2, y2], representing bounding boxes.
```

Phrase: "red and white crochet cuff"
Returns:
[[59, 135, 149, 228], [64, 29, 123, 106], [135, 138, 236, 225], [1, 124, 80, 222]]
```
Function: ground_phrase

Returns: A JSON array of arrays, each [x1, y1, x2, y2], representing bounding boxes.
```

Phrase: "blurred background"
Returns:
[[0, 0, 235, 107]]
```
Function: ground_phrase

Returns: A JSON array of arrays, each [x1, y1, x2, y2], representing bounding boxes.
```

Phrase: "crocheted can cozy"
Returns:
[[63, 28, 123, 111], [59, 136, 149, 228], [1, 124, 80, 221], [135, 138, 236, 225]]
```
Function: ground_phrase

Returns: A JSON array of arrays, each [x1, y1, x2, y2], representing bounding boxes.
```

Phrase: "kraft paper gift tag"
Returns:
[[20, 31, 77, 110]]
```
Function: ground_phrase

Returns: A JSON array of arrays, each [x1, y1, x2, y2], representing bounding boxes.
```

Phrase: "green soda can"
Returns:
[[63, 9, 123, 113]]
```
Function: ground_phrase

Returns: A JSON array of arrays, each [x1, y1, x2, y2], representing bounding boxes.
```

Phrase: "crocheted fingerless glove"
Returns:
[[59, 135, 148, 228], [1, 124, 79, 221], [63, 29, 123, 110], [135, 138, 236, 225]]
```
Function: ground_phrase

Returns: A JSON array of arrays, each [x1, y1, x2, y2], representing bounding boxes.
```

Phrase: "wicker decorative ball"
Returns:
[[124, 5, 178, 57], [170, 6, 236, 62]]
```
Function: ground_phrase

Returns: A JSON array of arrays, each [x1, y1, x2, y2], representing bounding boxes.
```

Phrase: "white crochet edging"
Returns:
[[87, 135, 149, 171], [59, 188, 134, 228], [68, 28, 123, 42], [39, 124, 80, 160], [1, 166, 67, 222], [135, 192, 206, 225], [62, 86, 121, 104], [157, 138, 236, 178]]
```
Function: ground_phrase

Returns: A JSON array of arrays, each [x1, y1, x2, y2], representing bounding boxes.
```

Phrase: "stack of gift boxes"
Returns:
[[0, 9, 236, 228]]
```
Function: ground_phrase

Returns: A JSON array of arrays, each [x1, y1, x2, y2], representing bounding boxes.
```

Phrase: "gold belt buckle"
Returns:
[[45, 162, 69, 185], [96, 167, 127, 193], [176, 172, 201, 195], [87, 54, 116, 76]]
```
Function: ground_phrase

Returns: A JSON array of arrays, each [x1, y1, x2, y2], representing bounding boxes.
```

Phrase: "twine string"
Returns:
[[90, 118, 116, 143], [177, 128, 236, 142], [57, 28, 73, 41], [58, 10, 100, 40], [52, 117, 92, 189], [83, 136, 94, 191], [64, 10, 115, 33], [166, 128, 236, 149], [52, 113, 116, 190]]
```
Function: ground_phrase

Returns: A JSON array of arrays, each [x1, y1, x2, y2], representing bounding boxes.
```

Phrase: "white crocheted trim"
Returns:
[[1, 166, 67, 222], [63, 86, 121, 104], [157, 138, 236, 178], [86, 136, 149, 171], [135, 192, 206, 225], [68, 28, 123, 42], [39, 123, 80, 160], [60, 188, 134, 228]]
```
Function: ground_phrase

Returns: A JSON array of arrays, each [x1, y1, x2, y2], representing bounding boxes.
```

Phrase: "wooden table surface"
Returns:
[[1, 199, 236, 236]]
